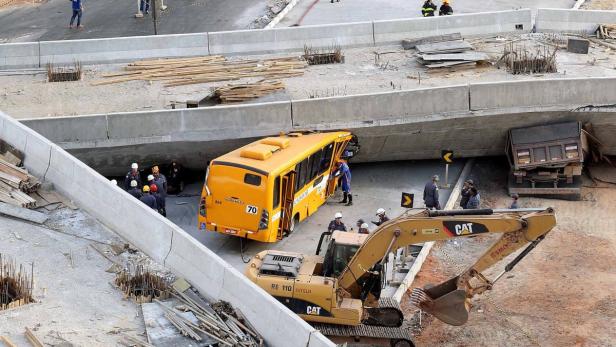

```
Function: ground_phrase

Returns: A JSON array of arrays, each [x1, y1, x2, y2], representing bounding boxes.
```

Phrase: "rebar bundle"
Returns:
[[115, 265, 168, 302], [499, 43, 557, 75], [47, 62, 82, 82], [0, 254, 34, 311], [303, 44, 344, 65]]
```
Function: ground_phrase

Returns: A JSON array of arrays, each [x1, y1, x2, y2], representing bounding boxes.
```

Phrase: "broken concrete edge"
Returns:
[[536, 9, 616, 34], [391, 158, 475, 303], [0, 110, 335, 347], [0, 201, 48, 224], [265, 0, 301, 29]]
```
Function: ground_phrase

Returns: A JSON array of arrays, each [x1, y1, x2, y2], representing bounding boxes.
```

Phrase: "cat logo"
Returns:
[[306, 306, 322, 315], [454, 223, 474, 235]]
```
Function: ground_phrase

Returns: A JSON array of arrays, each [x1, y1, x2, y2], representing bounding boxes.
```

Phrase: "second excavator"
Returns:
[[245, 208, 556, 346]]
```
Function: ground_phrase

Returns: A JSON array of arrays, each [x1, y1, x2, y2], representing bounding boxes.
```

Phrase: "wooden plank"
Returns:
[[25, 327, 44, 347], [142, 302, 217, 346], [0, 336, 17, 347], [0, 201, 47, 223], [402, 33, 462, 49]]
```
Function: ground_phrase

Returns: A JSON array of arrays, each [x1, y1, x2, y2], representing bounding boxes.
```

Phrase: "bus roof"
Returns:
[[211, 131, 351, 176]]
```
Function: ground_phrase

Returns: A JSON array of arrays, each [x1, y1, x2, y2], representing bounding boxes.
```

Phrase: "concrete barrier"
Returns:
[[0, 42, 39, 69], [0, 110, 334, 347], [373, 9, 532, 45], [469, 78, 616, 111], [39, 33, 208, 65], [21, 115, 108, 145], [536, 9, 616, 33], [208, 21, 374, 55], [291, 85, 469, 128]]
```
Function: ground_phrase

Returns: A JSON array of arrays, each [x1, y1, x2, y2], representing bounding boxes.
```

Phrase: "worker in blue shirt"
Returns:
[[69, 0, 84, 29], [336, 160, 353, 206]]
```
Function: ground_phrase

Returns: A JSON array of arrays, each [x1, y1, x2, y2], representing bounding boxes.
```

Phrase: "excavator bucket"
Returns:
[[409, 276, 470, 326]]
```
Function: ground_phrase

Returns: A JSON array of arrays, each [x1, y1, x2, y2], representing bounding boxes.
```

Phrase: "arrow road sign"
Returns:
[[441, 150, 454, 163], [401, 192, 414, 208]]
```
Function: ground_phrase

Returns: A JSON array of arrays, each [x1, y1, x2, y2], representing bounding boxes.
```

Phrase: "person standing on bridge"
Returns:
[[421, 0, 437, 17], [69, 0, 84, 29], [439, 0, 453, 15], [423, 175, 441, 210], [336, 160, 353, 206], [124, 163, 142, 191]]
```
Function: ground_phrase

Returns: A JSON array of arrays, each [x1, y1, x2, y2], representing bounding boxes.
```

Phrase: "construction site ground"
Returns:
[[400, 157, 616, 347], [2, 33, 616, 118], [0, 203, 168, 345], [582, 0, 616, 10]]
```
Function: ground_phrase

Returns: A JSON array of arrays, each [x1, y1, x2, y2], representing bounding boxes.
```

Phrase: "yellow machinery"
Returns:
[[245, 208, 556, 346]]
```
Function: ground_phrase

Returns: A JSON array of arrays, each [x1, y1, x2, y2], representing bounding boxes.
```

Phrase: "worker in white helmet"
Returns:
[[358, 223, 370, 234], [373, 208, 390, 226], [124, 162, 142, 190], [328, 212, 347, 232]]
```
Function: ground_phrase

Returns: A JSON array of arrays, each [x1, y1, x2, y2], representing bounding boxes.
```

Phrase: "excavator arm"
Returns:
[[337, 207, 556, 326]]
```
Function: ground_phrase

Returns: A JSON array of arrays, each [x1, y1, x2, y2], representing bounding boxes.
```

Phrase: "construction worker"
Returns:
[[124, 163, 141, 190], [358, 223, 370, 234], [128, 180, 142, 199], [423, 175, 441, 210], [150, 184, 165, 216], [328, 212, 347, 232], [421, 0, 437, 17], [466, 187, 481, 209], [510, 193, 519, 209], [139, 185, 158, 211], [336, 160, 353, 206], [439, 0, 453, 15], [152, 166, 167, 196], [356, 218, 366, 229], [460, 179, 473, 209], [167, 161, 184, 194], [373, 208, 389, 226]]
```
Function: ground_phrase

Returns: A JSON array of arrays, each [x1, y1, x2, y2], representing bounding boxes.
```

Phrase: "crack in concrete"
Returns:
[[163, 229, 174, 266]]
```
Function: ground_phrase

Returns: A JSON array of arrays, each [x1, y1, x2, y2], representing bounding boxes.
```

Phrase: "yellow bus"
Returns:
[[198, 131, 357, 243]]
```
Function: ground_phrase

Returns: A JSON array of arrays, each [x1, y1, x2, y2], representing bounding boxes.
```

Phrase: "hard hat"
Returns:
[[142, 185, 150, 193], [147, 174, 154, 181], [443, 0, 449, 3], [152, 166, 160, 174], [360, 223, 369, 229], [150, 184, 158, 192], [376, 208, 385, 216], [432, 175, 440, 181], [110, 179, 117, 185], [131, 163, 138, 169], [511, 193, 519, 199], [334, 212, 342, 219], [130, 180, 138, 188]]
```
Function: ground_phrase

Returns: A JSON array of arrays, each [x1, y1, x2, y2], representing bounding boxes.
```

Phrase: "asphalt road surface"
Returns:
[[0, 0, 265, 42], [166, 160, 464, 271]]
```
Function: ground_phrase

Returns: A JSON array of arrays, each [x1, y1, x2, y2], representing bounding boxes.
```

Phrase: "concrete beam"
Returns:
[[0, 42, 39, 69], [536, 9, 616, 33]]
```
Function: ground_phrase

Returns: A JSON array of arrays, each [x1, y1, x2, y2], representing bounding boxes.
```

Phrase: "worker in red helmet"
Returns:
[[149, 184, 166, 216], [139, 185, 158, 211]]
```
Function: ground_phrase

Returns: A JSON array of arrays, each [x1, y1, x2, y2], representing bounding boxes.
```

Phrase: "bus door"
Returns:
[[325, 138, 352, 197], [278, 171, 296, 240]]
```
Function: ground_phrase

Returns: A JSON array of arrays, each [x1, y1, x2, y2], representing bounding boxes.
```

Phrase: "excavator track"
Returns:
[[364, 297, 405, 327], [313, 323, 415, 347]]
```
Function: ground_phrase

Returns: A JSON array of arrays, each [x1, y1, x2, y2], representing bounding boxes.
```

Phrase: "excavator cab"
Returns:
[[316, 231, 367, 277]]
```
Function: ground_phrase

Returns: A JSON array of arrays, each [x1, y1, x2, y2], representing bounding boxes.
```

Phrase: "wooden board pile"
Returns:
[[416, 39, 489, 69], [213, 80, 284, 104], [597, 24, 616, 40], [0, 159, 39, 208], [93, 55, 307, 87]]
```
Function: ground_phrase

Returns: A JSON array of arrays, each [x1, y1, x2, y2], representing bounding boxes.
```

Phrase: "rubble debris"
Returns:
[[0, 202, 48, 224], [597, 24, 616, 40], [416, 39, 488, 69], [567, 38, 590, 54], [212, 80, 285, 104], [303, 44, 344, 65], [402, 32, 462, 50], [0, 254, 34, 311], [93, 55, 307, 87], [47, 62, 82, 82], [25, 327, 44, 347], [416, 40, 473, 54], [115, 265, 169, 303], [497, 42, 557, 74], [121, 333, 156, 347]]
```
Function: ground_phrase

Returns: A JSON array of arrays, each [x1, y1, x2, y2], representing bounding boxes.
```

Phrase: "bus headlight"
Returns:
[[259, 209, 269, 230]]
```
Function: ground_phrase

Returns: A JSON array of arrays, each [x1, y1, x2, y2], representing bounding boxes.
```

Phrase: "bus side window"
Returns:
[[320, 143, 334, 174], [273, 176, 280, 209], [309, 149, 322, 182], [295, 161, 304, 192], [296, 158, 309, 191]]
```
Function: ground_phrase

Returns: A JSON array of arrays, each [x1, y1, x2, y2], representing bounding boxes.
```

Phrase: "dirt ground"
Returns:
[[2, 33, 616, 118], [582, 0, 616, 10], [401, 158, 616, 347]]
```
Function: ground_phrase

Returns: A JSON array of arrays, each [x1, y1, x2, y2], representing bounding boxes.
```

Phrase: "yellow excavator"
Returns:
[[245, 208, 556, 346]]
